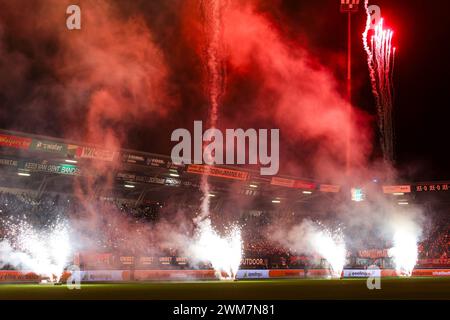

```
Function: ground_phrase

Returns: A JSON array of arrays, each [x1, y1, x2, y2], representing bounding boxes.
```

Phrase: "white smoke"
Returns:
[[276, 219, 346, 278]]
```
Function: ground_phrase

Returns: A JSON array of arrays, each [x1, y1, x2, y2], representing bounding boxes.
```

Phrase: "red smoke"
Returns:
[[184, 0, 374, 182]]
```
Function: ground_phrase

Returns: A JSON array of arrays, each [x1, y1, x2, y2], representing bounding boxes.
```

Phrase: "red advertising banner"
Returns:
[[383, 185, 411, 194], [0, 134, 32, 149], [271, 177, 316, 190], [270, 177, 295, 188], [358, 249, 390, 259], [417, 258, 450, 266], [75, 146, 116, 161], [187, 164, 249, 181], [0, 271, 40, 282], [319, 184, 341, 193]]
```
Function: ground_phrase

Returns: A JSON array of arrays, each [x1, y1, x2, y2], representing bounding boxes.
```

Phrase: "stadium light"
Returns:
[[18, 172, 31, 177], [340, 0, 360, 13], [65, 159, 77, 164]]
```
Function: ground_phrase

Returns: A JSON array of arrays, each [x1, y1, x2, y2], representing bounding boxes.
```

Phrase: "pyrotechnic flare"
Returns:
[[387, 215, 421, 277], [0, 219, 72, 282], [389, 230, 419, 277], [190, 218, 242, 280], [363, 0, 396, 163], [308, 222, 347, 278]]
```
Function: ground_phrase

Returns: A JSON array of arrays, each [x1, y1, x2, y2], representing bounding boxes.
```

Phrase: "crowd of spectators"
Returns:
[[1, 191, 449, 269], [419, 214, 450, 260]]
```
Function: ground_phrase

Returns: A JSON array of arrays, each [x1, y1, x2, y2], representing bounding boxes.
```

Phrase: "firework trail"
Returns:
[[194, 1, 242, 279], [363, 0, 396, 163], [201, 0, 227, 129], [199, 0, 227, 221]]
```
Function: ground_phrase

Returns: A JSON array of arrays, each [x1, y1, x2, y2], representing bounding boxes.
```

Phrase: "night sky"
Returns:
[[0, 0, 449, 182]]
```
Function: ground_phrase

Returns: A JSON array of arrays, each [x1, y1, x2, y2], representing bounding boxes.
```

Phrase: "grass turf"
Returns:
[[0, 278, 449, 300]]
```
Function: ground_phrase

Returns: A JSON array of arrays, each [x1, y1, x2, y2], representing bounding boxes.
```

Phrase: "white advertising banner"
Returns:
[[80, 270, 124, 282], [236, 270, 270, 279], [343, 269, 381, 278]]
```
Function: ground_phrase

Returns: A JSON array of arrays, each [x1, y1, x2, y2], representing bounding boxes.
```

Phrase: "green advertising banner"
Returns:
[[22, 161, 81, 176]]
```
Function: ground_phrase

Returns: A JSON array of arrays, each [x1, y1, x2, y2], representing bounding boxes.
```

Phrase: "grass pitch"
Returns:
[[0, 278, 449, 300]]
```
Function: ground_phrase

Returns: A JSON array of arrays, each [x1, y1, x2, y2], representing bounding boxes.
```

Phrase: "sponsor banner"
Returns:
[[0, 271, 40, 282], [269, 269, 304, 278], [240, 258, 268, 267], [383, 185, 411, 194], [270, 177, 295, 188], [175, 257, 188, 266], [80, 270, 124, 282], [138, 256, 155, 267], [116, 172, 165, 185], [358, 249, 390, 259], [0, 158, 18, 167], [119, 256, 135, 267], [293, 180, 316, 190], [76, 146, 115, 162], [428, 270, 450, 277], [415, 183, 450, 192], [343, 269, 381, 278], [0, 134, 32, 149], [122, 153, 185, 170], [165, 177, 181, 186], [122, 153, 147, 165], [236, 270, 270, 279], [30, 139, 68, 155], [270, 177, 316, 190], [159, 257, 172, 265], [22, 162, 81, 176], [148, 158, 185, 170], [269, 269, 331, 278], [79, 253, 114, 269], [187, 164, 249, 181], [319, 184, 341, 193], [417, 259, 450, 266], [131, 270, 218, 281]]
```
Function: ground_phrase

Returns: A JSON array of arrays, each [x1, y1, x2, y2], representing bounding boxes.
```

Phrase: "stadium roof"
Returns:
[[0, 129, 449, 208]]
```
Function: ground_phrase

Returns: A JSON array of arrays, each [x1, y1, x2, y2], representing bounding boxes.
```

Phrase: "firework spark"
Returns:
[[387, 214, 421, 277], [309, 222, 347, 278], [363, 0, 396, 163], [190, 218, 242, 280], [389, 229, 419, 277], [0, 219, 72, 282]]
